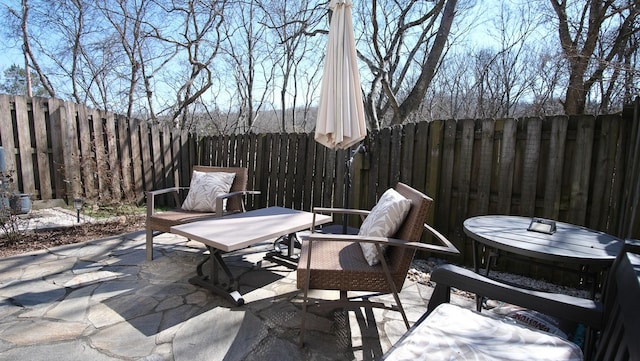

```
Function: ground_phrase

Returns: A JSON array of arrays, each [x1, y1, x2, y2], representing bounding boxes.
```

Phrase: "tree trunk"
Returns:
[[393, 0, 457, 125]]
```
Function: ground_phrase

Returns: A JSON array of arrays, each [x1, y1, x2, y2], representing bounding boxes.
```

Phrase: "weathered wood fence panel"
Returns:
[[0, 96, 198, 207], [1, 96, 639, 279]]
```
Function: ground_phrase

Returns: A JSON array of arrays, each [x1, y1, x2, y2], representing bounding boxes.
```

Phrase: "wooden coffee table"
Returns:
[[170, 207, 332, 305]]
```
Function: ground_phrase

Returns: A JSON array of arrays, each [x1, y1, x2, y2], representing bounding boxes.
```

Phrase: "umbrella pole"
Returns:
[[343, 143, 366, 234]]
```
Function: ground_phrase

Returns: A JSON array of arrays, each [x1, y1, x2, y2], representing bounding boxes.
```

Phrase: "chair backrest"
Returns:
[[393, 183, 433, 242], [593, 242, 640, 360], [387, 183, 433, 279], [192, 166, 248, 212]]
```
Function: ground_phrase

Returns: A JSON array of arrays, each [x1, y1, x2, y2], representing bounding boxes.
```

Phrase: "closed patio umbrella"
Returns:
[[315, 0, 366, 150]]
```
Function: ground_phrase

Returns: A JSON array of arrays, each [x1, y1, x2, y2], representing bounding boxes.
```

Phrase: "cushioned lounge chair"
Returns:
[[145, 166, 258, 261], [297, 182, 460, 346]]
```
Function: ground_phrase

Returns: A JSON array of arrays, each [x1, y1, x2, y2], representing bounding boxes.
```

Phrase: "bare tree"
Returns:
[[527, 49, 565, 116], [148, 0, 229, 126], [355, 0, 458, 128], [5, 0, 56, 97], [549, 0, 640, 115], [472, 2, 540, 118], [15, 0, 624, 130], [95, 0, 152, 118], [221, 1, 275, 133], [423, 53, 474, 120], [11, 1, 128, 110], [257, 0, 326, 132], [28, 0, 93, 105]]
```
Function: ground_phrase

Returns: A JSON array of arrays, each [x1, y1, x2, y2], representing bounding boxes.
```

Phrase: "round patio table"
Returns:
[[464, 215, 623, 296]]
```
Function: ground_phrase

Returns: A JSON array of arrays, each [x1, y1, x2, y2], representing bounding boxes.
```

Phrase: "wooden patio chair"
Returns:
[[382, 241, 640, 361], [145, 166, 259, 261], [297, 182, 460, 346]]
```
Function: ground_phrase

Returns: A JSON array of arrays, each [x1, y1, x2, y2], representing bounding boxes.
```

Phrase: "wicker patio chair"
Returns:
[[145, 166, 258, 261], [297, 182, 460, 346]]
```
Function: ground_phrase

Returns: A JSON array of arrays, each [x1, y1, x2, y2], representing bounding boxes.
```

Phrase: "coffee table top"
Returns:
[[170, 207, 332, 252], [464, 215, 623, 266]]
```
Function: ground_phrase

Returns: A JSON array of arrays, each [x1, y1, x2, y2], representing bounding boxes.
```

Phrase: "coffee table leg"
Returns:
[[264, 233, 301, 269], [189, 246, 245, 306]]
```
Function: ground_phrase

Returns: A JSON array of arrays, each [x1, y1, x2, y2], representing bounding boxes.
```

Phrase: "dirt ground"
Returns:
[[0, 215, 145, 258]]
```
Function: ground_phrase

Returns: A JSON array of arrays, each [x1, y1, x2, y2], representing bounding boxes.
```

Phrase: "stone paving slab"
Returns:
[[0, 226, 463, 361]]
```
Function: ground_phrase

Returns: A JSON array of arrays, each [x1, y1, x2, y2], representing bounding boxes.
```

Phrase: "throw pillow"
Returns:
[[181, 171, 236, 212], [358, 188, 412, 266]]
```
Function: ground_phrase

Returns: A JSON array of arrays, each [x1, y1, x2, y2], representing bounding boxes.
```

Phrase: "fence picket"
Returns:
[[568, 115, 595, 224], [457, 119, 474, 222], [129, 118, 145, 203], [521, 117, 542, 216], [496, 118, 516, 214], [160, 128, 173, 192], [116, 115, 133, 201], [47, 98, 66, 199], [438, 119, 456, 234], [302, 133, 315, 210], [14, 96, 35, 195], [411, 122, 428, 192], [390, 125, 403, 187], [543, 116, 568, 219], [401, 123, 415, 186], [76, 104, 94, 198], [91, 109, 108, 201], [0, 95, 17, 177], [293, 133, 306, 210], [32, 97, 52, 200], [104, 111, 122, 201], [58, 101, 81, 198], [476, 118, 495, 216]]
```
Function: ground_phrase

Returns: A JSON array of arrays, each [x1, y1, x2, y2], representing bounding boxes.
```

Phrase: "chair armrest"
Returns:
[[146, 186, 186, 216], [214, 190, 261, 216], [307, 218, 460, 256], [216, 190, 261, 200], [422, 223, 460, 255], [308, 233, 383, 243], [312, 207, 370, 229], [428, 264, 604, 329], [307, 233, 459, 255], [147, 186, 186, 197], [313, 207, 370, 217], [225, 190, 261, 196]]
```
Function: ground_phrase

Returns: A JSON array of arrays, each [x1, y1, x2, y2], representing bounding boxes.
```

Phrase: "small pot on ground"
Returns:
[[9, 193, 32, 215]]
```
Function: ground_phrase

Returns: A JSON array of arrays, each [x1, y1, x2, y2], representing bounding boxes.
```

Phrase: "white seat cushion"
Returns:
[[181, 171, 236, 212], [384, 303, 583, 361]]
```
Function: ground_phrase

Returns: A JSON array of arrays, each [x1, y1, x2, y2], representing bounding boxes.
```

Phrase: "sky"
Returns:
[[0, 0, 505, 67], [1, 46, 23, 70], [0, 0, 22, 70], [0, 0, 513, 109]]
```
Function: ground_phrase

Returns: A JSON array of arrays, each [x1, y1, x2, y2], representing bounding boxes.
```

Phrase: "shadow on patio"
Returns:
[[0, 229, 435, 361]]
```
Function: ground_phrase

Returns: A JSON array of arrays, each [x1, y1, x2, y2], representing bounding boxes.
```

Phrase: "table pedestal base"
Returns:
[[263, 233, 301, 269], [190, 245, 245, 305]]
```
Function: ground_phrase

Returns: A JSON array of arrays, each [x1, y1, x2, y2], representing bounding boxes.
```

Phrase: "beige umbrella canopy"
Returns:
[[315, 0, 367, 150]]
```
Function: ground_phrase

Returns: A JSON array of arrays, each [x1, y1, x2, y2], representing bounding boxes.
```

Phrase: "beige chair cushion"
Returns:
[[358, 188, 411, 266], [181, 171, 236, 212], [384, 303, 583, 361]]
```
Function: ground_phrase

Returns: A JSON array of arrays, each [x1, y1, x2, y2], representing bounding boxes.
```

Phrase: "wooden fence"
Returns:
[[1, 94, 639, 283]]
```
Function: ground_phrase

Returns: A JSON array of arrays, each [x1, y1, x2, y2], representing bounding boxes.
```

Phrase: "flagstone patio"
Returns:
[[0, 227, 474, 361]]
